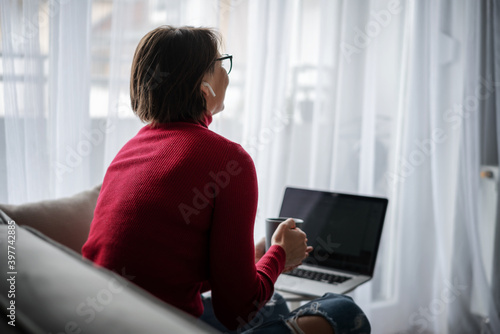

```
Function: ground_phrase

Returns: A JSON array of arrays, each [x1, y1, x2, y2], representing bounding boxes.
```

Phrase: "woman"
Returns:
[[82, 26, 370, 334]]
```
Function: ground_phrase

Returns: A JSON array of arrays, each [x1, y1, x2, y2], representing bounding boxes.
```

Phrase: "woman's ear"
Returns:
[[201, 81, 216, 97]]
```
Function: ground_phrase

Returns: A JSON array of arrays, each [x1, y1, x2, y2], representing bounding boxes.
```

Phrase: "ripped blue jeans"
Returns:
[[200, 292, 371, 334]]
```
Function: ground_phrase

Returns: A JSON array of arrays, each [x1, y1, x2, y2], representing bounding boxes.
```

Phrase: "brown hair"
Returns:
[[130, 26, 221, 125]]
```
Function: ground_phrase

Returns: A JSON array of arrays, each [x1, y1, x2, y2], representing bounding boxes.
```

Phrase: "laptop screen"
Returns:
[[279, 187, 388, 276]]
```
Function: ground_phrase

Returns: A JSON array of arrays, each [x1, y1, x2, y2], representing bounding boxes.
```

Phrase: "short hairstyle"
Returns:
[[130, 26, 221, 125]]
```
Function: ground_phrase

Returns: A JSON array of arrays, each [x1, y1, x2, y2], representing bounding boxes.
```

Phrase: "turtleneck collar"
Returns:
[[198, 111, 213, 128], [147, 112, 213, 129]]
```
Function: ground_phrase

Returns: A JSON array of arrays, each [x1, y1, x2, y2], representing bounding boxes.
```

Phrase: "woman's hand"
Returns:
[[271, 218, 313, 269]]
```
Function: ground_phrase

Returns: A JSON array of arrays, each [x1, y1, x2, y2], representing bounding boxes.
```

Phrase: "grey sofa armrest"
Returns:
[[0, 209, 218, 334], [0, 184, 101, 253]]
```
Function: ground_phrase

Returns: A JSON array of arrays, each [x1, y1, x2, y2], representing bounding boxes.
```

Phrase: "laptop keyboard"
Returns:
[[284, 268, 352, 284]]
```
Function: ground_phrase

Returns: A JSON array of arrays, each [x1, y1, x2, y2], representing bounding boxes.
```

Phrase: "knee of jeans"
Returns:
[[330, 295, 371, 333], [267, 292, 291, 316], [271, 292, 286, 304], [322, 292, 353, 301], [307, 294, 369, 333]]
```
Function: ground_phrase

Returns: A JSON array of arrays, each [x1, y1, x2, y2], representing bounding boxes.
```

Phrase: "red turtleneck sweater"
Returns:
[[82, 114, 285, 330]]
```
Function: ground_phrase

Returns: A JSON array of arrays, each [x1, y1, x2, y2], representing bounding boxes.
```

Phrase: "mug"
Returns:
[[265, 217, 304, 251]]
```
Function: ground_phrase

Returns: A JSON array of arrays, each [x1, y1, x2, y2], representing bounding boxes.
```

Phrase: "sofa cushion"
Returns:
[[0, 184, 101, 253], [0, 209, 219, 333]]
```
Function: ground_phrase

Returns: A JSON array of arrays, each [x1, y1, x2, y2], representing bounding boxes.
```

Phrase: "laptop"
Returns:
[[274, 187, 388, 297]]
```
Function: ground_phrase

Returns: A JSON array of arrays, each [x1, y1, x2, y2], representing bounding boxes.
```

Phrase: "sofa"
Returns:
[[0, 186, 219, 333]]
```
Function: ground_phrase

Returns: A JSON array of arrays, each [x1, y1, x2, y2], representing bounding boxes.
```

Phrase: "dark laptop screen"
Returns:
[[279, 187, 388, 276]]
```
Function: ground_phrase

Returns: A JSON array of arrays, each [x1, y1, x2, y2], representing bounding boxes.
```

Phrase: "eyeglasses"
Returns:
[[215, 54, 232, 74]]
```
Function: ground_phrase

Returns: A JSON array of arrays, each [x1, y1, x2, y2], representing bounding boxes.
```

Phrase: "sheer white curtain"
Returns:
[[0, 0, 92, 202], [1, 0, 498, 333]]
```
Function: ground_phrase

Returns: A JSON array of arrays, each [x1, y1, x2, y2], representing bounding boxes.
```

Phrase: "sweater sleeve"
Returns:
[[207, 144, 286, 330]]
